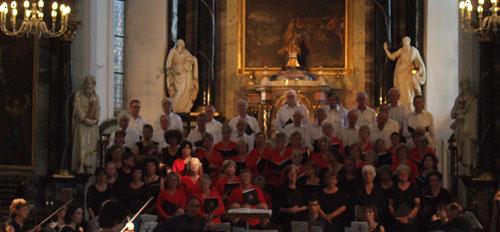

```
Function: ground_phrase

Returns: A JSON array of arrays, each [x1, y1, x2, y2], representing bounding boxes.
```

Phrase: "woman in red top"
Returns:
[[195, 174, 225, 224], [321, 122, 345, 154], [156, 172, 186, 221], [196, 133, 223, 177], [290, 149, 307, 178], [288, 131, 308, 154], [228, 169, 267, 209], [214, 124, 238, 160], [408, 135, 434, 164], [387, 132, 404, 156], [180, 157, 203, 196], [172, 141, 194, 175], [391, 145, 419, 182], [230, 139, 250, 175], [215, 160, 240, 200], [311, 137, 339, 170], [247, 132, 272, 176], [359, 125, 374, 152], [263, 132, 293, 187]]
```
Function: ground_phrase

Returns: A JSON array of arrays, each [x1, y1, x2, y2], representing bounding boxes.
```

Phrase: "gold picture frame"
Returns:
[[237, 0, 352, 77]]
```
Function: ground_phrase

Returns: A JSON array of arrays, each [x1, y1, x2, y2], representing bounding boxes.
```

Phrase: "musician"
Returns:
[[98, 200, 129, 232], [246, 132, 272, 176], [180, 157, 203, 197], [319, 170, 348, 231], [143, 157, 161, 200], [4, 198, 36, 232], [156, 173, 186, 221], [194, 174, 225, 224], [121, 165, 148, 213], [307, 195, 328, 230], [262, 132, 292, 188], [59, 204, 86, 232], [418, 172, 453, 231], [196, 133, 223, 176], [215, 160, 240, 199], [46, 204, 66, 232], [213, 124, 238, 160], [364, 204, 386, 232], [276, 165, 307, 231], [354, 165, 386, 221], [228, 100, 260, 138], [161, 129, 183, 168], [171, 141, 194, 175], [388, 164, 421, 232], [87, 168, 114, 220], [135, 124, 159, 159], [228, 169, 267, 209], [154, 197, 208, 232]]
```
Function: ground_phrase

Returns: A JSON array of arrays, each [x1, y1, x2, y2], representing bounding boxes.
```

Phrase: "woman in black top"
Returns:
[[4, 198, 31, 232], [418, 171, 453, 232], [60, 204, 85, 232], [364, 204, 386, 232], [319, 170, 347, 231], [298, 162, 323, 197], [121, 165, 148, 213], [388, 164, 420, 232], [161, 129, 183, 168], [144, 157, 161, 200], [355, 165, 386, 220], [276, 165, 307, 231], [135, 124, 159, 160], [87, 168, 113, 219], [416, 154, 438, 191]]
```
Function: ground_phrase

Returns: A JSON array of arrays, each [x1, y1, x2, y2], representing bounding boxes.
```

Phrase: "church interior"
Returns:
[[0, 0, 499, 231]]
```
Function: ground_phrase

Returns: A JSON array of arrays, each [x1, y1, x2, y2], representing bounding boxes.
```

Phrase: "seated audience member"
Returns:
[[186, 113, 208, 149], [355, 165, 386, 220], [153, 114, 170, 148], [364, 204, 386, 232], [354, 92, 376, 127], [405, 95, 436, 148], [310, 108, 328, 143], [121, 165, 148, 213], [230, 118, 255, 150], [59, 204, 86, 232], [228, 100, 260, 137], [388, 164, 421, 232], [117, 150, 135, 186], [215, 160, 241, 199], [281, 110, 312, 149], [358, 125, 374, 152], [213, 124, 238, 159], [204, 105, 222, 143], [419, 172, 453, 231], [276, 165, 308, 231], [324, 91, 348, 134], [196, 133, 223, 177], [340, 110, 360, 149], [262, 132, 292, 188], [180, 157, 203, 196], [135, 124, 159, 160], [98, 200, 129, 232], [194, 174, 225, 224], [441, 202, 475, 232], [319, 170, 348, 231], [230, 140, 251, 175], [387, 132, 404, 155], [369, 112, 400, 147], [143, 157, 161, 199], [274, 89, 309, 129], [307, 195, 328, 231], [87, 168, 114, 220], [391, 145, 419, 182], [161, 129, 183, 169], [311, 137, 341, 171], [156, 173, 186, 222], [155, 197, 209, 232], [156, 97, 183, 134], [416, 153, 439, 190], [171, 141, 194, 175], [228, 169, 268, 209], [247, 132, 272, 175], [5, 198, 32, 232], [409, 135, 434, 164], [109, 112, 140, 150]]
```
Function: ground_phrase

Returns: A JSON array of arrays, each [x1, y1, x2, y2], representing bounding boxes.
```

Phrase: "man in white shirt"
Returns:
[[354, 92, 376, 127], [204, 105, 222, 143], [128, 99, 148, 136], [310, 108, 328, 141], [405, 95, 436, 148], [340, 110, 359, 148], [369, 112, 400, 146], [187, 113, 208, 149], [228, 100, 260, 138], [324, 91, 347, 133], [387, 88, 408, 129], [152, 114, 169, 148], [109, 112, 140, 150], [156, 97, 184, 134], [230, 118, 254, 150], [274, 89, 309, 129], [281, 110, 312, 149]]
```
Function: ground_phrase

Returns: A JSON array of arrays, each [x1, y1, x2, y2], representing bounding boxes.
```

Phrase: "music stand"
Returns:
[[225, 208, 273, 231]]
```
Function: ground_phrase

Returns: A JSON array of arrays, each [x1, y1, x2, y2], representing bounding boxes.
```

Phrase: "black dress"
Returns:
[[354, 184, 387, 220], [388, 183, 420, 232], [319, 188, 348, 231], [275, 185, 307, 231], [145, 176, 161, 199], [86, 185, 113, 216], [418, 188, 453, 232], [121, 183, 149, 213]]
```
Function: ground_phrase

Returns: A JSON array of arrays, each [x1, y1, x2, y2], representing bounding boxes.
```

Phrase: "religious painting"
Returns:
[[238, 0, 347, 75], [0, 35, 35, 169]]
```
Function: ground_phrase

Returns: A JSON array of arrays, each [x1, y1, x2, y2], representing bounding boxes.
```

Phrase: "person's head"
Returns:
[[318, 136, 331, 152], [161, 97, 173, 114], [165, 172, 180, 189], [55, 205, 67, 221], [324, 169, 339, 188], [122, 150, 135, 168], [402, 36, 411, 46], [185, 197, 201, 217], [274, 132, 288, 149], [422, 153, 438, 171], [236, 100, 248, 116], [362, 165, 377, 183], [315, 108, 327, 124], [307, 196, 321, 216], [326, 91, 339, 107], [132, 165, 143, 181], [347, 110, 358, 127], [164, 129, 183, 146], [286, 89, 298, 106], [284, 164, 299, 183], [376, 112, 389, 127], [9, 198, 29, 220], [221, 124, 233, 140], [344, 156, 356, 172], [108, 144, 123, 161], [186, 157, 202, 175], [198, 174, 212, 193], [236, 139, 249, 155], [416, 135, 430, 148], [114, 130, 126, 146], [64, 203, 83, 225], [254, 132, 267, 148], [378, 165, 393, 182], [379, 104, 390, 115], [144, 157, 159, 176], [359, 125, 371, 141], [305, 162, 320, 179], [289, 131, 303, 147], [388, 88, 401, 105], [175, 39, 186, 50], [291, 150, 303, 165], [252, 175, 267, 189], [363, 204, 379, 223], [196, 113, 207, 131], [129, 99, 141, 117], [95, 167, 107, 183], [321, 122, 334, 137], [396, 164, 411, 182], [236, 119, 247, 133], [356, 92, 368, 107], [445, 202, 463, 221], [104, 161, 117, 177], [142, 124, 154, 140], [204, 105, 216, 121], [98, 200, 129, 231], [390, 132, 402, 147], [222, 160, 237, 177], [374, 139, 386, 153], [82, 75, 97, 96], [396, 144, 409, 161], [159, 114, 169, 130], [239, 169, 253, 186], [428, 171, 443, 190], [202, 133, 214, 150], [292, 110, 304, 125], [117, 112, 130, 130], [413, 95, 425, 112], [179, 141, 194, 158]]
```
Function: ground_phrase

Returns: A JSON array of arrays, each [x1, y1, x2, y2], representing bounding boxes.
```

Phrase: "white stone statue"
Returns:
[[166, 39, 199, 112], [72, 75, 100, 174], [383, 36, 427, 110], [451, 79, 478, 176]]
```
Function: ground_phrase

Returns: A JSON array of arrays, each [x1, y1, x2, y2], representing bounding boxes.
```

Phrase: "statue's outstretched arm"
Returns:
[[383, 42, 400, 61]]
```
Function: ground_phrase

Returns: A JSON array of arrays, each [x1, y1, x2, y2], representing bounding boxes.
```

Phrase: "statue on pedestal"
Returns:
[[72, 75, 100, 174], [166, 39, 199, 113], [383, 36, 427, 110], [451, 79, 478, 176]]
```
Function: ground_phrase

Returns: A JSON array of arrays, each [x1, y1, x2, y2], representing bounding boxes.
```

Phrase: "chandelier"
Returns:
[[459, 0, 499, 39], [0, 0, 71, 38]]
